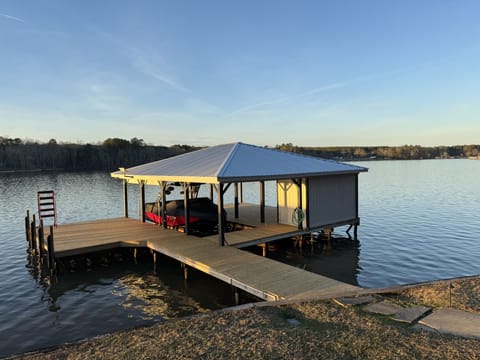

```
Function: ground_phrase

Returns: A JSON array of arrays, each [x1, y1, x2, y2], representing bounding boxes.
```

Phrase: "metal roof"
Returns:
[[111, 142, 368, 184]]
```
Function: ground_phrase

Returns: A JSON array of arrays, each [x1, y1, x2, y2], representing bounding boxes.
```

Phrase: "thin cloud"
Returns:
[[143, 69, 191, 93], [0, 13, 26, 23], [133, 57, 191, 93], [225, 82, 346, 118]]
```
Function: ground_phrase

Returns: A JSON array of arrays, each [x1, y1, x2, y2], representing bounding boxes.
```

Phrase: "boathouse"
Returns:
[[111, 142, 368, 246], [26, 142, 368, 301]]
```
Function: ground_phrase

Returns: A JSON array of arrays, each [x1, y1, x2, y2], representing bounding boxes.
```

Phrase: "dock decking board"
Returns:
[[51, 216, 359, 301]]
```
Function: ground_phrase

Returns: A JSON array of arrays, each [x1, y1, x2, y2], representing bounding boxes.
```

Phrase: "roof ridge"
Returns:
[[215, 142, 242, 178]]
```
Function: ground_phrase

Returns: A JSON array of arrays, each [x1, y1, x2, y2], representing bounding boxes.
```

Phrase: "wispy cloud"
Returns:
[[94, 32, 191, 94], [132, 56, 191, 93], [225, 82, 346, 118], [0, 13, 26, 23]]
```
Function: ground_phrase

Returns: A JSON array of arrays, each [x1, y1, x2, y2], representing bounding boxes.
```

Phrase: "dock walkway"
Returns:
[[53, 217, 359, 301]]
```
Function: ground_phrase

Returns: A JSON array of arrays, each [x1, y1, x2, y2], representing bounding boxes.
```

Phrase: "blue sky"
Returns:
[[1, 1, 479, 147]]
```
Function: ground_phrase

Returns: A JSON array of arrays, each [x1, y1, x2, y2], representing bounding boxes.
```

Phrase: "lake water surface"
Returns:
[[1, 159, 479, 356]]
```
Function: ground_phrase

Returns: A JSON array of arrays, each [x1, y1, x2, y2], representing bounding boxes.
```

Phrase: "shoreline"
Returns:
[[11, 274, 480, 359]]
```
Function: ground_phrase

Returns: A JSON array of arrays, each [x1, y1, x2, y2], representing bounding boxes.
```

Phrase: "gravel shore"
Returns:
[[14, 276, 480, 360]]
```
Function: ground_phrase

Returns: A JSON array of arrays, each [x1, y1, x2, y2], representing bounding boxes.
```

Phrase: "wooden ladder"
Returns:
[[37, 190, 57, 227]]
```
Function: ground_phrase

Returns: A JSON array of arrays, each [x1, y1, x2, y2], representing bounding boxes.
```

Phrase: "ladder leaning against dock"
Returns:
[[37, 190, 57, 227]]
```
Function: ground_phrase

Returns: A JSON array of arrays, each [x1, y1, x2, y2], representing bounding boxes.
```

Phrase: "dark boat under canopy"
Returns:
[[145, 182, 229, 235], [145, 197, 221, 227]]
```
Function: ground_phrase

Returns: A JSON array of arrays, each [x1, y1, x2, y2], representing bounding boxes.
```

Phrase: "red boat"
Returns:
[[145, 197, 224, 231]]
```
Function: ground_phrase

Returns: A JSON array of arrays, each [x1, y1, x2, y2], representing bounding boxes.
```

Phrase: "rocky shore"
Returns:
[[14, 276, 480, 360]]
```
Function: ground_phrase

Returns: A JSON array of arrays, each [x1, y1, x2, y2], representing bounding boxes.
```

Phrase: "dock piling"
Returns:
[[233, 287, 241, 305], [181, 263, 189, 280], [30, 214, 37, 254], [123, 179, 128, 218], [47, 225, 56, 273], [38, 220, 45, 259], [25, 210, 31, 246]]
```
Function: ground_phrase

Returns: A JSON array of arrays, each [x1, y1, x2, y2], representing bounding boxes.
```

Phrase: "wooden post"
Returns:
[[152, 251, 157, 265], [183, 183, 190, 235], [233, 287, 241, 305], [133, 248, 137, 263], [240, 182, 243, 203], [181, 263, 189, 280], [47, 225, 56, 272], [161, 183, 167, 229], [123, 180, 129, 218], [260, 181, 265, 223], [354, 174, 359, 241], [234, 182, 239, 219], [38, 219, 45, 258], [25, 210, 33, 251], [298, 179, 302, 230], [304, 178, 310, 229], [139, 181, 146, 223], [217, 184, 225, 246], [209, 184, 214, 201], [25, 210, 30, 243], [355, 173, 359, 220], [158, 191, 164, 226], [262, 243, 267, 257], [31, 214, 37, 253]]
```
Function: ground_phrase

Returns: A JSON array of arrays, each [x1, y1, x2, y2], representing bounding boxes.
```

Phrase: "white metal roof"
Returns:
[[111, 142, 367, 184]]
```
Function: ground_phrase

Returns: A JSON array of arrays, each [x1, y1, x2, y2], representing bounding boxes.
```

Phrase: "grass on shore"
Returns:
[[16, 276, 480, 360]]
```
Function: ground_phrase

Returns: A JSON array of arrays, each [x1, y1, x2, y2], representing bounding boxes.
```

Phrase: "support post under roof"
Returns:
[[159, 181, 167, 228], [139, 181, 145, 223], [183, 183, 190, 235], [123, 180, 128, 218], [260, 181, 265, 223], [234, 182, 239, 219], [292, 178, 303, 230], [217, 184, 225, 246], [355, 173, 359, 219]]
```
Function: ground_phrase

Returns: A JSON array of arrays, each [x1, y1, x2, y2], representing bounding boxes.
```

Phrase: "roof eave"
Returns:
[[111, 172, 219, 185], [217, 169, 368, 183]]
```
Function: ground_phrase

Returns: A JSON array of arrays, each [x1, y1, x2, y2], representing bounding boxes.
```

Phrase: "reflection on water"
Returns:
[[118, 273, 209, 320], [40, 249, 232, 318], [0, 247, 241, 357]]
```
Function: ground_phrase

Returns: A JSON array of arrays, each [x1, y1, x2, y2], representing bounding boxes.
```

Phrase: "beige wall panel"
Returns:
[[308, 175, 356, 228], [277, 180, 300, 225]]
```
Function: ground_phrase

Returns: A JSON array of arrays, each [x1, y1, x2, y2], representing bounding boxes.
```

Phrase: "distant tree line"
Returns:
[[2, 136, 479, 172], [275, 143, 480, 161], [0, 136, 199, 172]]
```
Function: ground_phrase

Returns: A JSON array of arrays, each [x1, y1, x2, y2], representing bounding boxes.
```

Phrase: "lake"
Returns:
[[1, 159, 479, 356]]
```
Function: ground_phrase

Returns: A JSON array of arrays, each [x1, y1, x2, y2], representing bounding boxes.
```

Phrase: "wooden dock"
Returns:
[[50, 207, 360, 301]]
